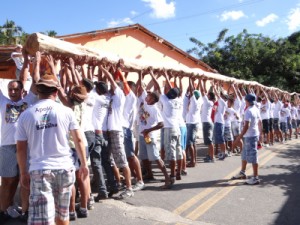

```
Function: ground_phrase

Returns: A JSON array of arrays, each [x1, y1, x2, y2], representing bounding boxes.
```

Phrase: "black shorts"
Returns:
[[262, 119, 270, 133], [269, 118, 274, 131]]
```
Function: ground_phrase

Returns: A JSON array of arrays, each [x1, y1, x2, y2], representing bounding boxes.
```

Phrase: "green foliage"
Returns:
[[0, 20, 57, 46], [188, 29, 300, 92]]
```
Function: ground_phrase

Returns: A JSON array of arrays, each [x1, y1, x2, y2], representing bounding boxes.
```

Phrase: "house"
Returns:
[[57, 23, 216, 82]]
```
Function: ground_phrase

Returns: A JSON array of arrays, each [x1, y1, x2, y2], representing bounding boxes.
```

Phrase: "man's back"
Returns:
[[16, 99, 78, 171]]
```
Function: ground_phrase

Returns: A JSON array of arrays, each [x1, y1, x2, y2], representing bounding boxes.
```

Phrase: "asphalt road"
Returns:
[[3, 138, 300, 225]]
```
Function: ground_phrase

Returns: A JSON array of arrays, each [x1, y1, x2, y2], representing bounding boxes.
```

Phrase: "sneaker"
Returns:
[[94, 193, 108, 202], [87, 196, 95, 210], [119, 188, 134, 199], [132, 181, 145, 192], [218, 153, 226, 160], [108, 188, 119, 198], [257, 143, 262, 149], [77, 208, 88, 218], [245, 177, 260, 185], [217, 153, 223, 158], [19, 211, 28, 222], [69, 211, 77, 221], [204, 156, 215, 163], [227, 152, 232, 157], [231, 171, 247, 180], [264, 144, 270, 148], [7, 206, 20, 218], [181, 170, 188, 176]]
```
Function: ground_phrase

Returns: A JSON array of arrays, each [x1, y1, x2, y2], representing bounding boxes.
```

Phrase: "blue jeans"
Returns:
[[90, 133, 117, 196], [84, 131, 96, 158]]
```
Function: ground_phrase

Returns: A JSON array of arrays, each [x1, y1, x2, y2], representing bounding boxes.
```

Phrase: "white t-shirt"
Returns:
[[159, 94, 181, 132], [92, 93, 110, 131], [224, 107, 237, 127], [260, 100, 270, 120], [290, 106, 298, 120], [186, 95, 201, 124], [82, 91, 96, 132], [233, 97, 241, 122], [123, 90, 137, 129], [214, 98, 226, 124], [279, 107, 291, 123], [243, 105, 261, 137], [11, 52, 24, 70], [16, 99, 79, 171], [182, 95, 189, 121], [201, 95, 213, 123], [138, 94, 163, 138], [297, 106, 300, 120], [178, 96, 187, 127], [107, 86, 125, 132], [0, 91, 37, 145], [269, 102, 275, 119], [273, 101, 283, 119]]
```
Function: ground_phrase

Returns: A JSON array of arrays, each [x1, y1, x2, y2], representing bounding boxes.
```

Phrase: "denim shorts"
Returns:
[[242, 136, 259, 164], [186, 123, 198, 146], [29, 169, 75, 225], [160, 128, 165, 150], [138, 135, 160, 161], [231, 121, 241, 137], [274, 118, 280, 131], [269, 118, 274, 131], [213, 122, 225, 144], [108, 131, 128, 169], [224, 126, 233, 142], [287, 117, 292, 129], [0, 145, 19, 177], [297, 120, 300, 128], [163, 128, 182, 161], [123, 127, 135, 158], [292, 119, 297, 129], [280, 122, 287, 133], [180, 126, 187, 151], [202, 122, 213, 145]]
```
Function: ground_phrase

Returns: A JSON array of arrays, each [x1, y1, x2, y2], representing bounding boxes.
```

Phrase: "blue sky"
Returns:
[[1, 0, 300, 52]]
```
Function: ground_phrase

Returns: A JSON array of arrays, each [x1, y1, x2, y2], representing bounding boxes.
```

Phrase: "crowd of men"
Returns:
[[0, 45, 299, 225]]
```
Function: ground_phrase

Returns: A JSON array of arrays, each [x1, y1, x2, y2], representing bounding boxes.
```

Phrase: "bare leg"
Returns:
[[0, 177, 19, 211], [122, 166, 132, 189]]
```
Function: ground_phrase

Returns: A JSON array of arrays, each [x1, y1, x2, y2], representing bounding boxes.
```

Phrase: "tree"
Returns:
[[188, 29, 300, 92], [0, 19, 23, 45]]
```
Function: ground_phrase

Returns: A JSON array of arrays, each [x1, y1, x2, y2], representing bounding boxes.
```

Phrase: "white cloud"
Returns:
[[142, 0, 175, 19], [256, 13, 278, 27], [220, 10, 246, 21], [107, 17, 134, 28], [130, 10, 137, 16], [286, 6, 300, 31]]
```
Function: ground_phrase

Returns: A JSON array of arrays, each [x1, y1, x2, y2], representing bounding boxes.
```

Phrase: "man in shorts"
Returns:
[[199, 78, 215, 163], [16, 74, 89, 225], [0, 50, 38, 221], [232, 93, 262, 185], [99, 65, 134, 199]]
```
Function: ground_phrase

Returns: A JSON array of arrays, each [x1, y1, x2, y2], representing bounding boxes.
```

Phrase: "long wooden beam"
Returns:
[[24, 32, 294, 95]]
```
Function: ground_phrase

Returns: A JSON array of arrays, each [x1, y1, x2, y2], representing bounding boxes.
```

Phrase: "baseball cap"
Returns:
[[245, 93, 256, 104], [16, 44, 22, 49]]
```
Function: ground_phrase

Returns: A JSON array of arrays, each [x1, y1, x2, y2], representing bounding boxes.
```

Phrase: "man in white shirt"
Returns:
[[199, 78, 215, 163], [259, 87, 271, 147], [91, 81, 118, 200], [0, 50, 38, 221], [212, 81, 228, 160], [11, 44, 24, 80], [232, 93, 262, 185], [150, 69, 183, 183], [16, 74, 89, 225], [185, 77, 201, 167], [99, 65, 134, 199]]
